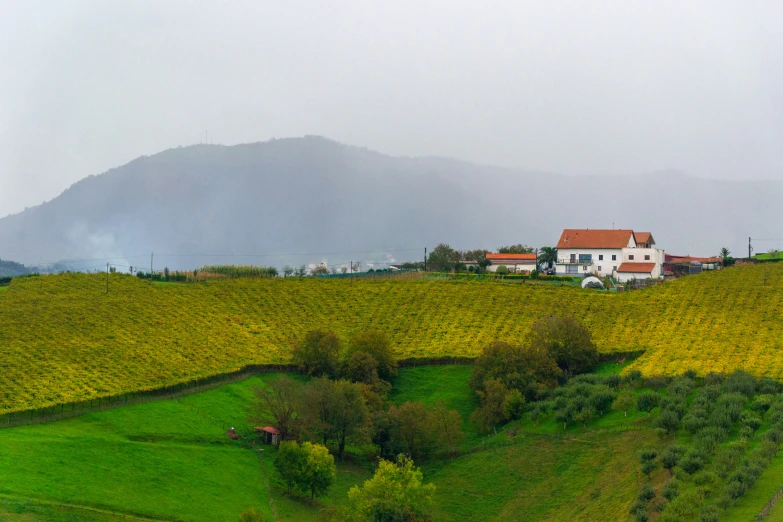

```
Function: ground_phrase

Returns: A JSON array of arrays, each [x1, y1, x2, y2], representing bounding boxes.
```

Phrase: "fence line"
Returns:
[[756, 484, 783, 520], [0, 364, 296, 429]]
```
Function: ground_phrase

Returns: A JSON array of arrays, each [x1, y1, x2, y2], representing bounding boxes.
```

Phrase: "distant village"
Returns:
[[415, 228, 723, 283]]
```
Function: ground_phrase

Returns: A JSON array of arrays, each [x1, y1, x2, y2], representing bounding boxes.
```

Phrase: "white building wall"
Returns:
[[487, 261, 538, 273], [556, 247, 666, 279], [555, 248, 624, 277]]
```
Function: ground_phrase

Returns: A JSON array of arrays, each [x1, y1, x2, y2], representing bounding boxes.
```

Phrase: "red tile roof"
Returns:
[[635, 232, 654, 245], [485, 253, 537, 261], [255, 426, 280, 435], [665, 254, 723, 264], [617, 263, 656, 273], [557, 229, 635, 249]]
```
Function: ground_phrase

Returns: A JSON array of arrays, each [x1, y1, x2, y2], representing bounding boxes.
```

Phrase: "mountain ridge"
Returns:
[[1, 136, 780, 269]]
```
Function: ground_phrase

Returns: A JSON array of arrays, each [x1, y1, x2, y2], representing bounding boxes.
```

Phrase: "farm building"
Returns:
[[485, 253, 538, 274], [555, 229, 665, 280], [254, 426, 280, 445], [664, 255, 723, 277]]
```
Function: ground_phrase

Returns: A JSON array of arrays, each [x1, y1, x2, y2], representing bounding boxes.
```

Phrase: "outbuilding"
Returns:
[[255, 426, 280, 445]]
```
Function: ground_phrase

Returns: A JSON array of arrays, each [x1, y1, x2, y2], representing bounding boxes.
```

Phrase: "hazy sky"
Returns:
[[2, 1, 782, 216]]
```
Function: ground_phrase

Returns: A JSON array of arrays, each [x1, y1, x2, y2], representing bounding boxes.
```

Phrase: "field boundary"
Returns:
[[0, 492, 170, 521], [0, 351, 644, 429]]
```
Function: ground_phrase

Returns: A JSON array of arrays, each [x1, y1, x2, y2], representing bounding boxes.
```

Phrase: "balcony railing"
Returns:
[[557, 258, 594, 265]]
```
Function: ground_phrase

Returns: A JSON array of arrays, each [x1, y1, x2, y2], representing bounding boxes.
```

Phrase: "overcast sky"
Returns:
[[1, 1, 782, 216]]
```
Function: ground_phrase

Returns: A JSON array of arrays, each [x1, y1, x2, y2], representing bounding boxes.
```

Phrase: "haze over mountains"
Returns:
[[0, 136, 779, 271]]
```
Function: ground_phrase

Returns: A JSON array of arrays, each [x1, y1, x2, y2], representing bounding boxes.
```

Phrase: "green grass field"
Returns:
[[2, 365, 783, 521]]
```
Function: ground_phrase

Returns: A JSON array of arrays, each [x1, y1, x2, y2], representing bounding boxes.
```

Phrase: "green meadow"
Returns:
[[0, 366, 782, 521]]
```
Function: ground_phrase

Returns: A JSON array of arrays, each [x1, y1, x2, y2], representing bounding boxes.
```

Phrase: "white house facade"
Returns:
[[555, 229, 665, 280], [485, 253, 537, 273]]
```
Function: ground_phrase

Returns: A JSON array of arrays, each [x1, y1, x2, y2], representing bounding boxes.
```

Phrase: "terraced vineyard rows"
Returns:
[[0, 264, 781, 413]]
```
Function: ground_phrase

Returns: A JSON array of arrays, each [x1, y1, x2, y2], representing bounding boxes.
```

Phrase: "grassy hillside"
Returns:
[[0, 264, 781, 412], [3, 366, 783, 521]]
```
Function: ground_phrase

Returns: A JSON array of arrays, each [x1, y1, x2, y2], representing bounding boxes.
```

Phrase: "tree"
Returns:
[[502, 389, 526, 421], [346, 329, 397, 381], [495, 265, 509, 275], [656, 409, 681, 435], [613, 390, 635, 417], [301, 442, 336, 499], [470, 379, 510, 433], [248, 376, 301, 443], [340, 350, 380, 385], [427, 243, 459, 272], [283, 265, 294, 277], [238, 507, 267, 522], [469, 341, 561, 401], [295, 265, 307, 277], [311, 265, 329, 276], [497, 244, 535, 254], [345, 455, 435, 521], [274, 441, 308, 494], [720, 247, 731, 260], [292, 330, 341, 378], [388, 402, 436, 459], [301, 378, 370, 460], [538, 246, 558, 271], [527, 315, 598, 378], [636, 392, 661, 417]]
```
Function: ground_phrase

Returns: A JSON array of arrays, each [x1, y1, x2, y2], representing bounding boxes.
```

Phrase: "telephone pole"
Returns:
[[106, 263, 109, 294], [150, 252, 154, 278], [424, 247, 427, 272], [749, 237, 752, 261]]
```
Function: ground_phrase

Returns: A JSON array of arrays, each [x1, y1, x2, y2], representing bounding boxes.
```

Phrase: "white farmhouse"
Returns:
[[555, 229, 665, 282], [485, 253, 538, 273]]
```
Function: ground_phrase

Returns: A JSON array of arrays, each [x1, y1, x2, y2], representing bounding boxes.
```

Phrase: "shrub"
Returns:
[[644, 376, 670, 390], [720, 370, 756, 397], [680, 450, 706, 474], [496, 265, 509, 275], [637, 392, 661, 417], [697, 505, 719, 522], [662, 480, 679, 501], [661, 447, 680, 475], [656, 409, 681, 434], [683, 411, 708, 435], [640, 448, 658, 462], [641, 460, 657, 476], [740, 411, 762, 433], [638, 484, 656, 502]]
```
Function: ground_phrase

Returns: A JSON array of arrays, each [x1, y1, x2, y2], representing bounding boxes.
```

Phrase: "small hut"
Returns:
[[254, 426, 280, 445], [226, 427, 239, 440]]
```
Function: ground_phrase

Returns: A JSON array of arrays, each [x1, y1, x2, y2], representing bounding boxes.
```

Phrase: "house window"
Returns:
[[578, 254, 592, 263], [613, 266, 617, 271], [598, 266, 602, 271], [583, 265, 588, 271], [566, 265, 578, 274], [629, 255, 635, 260], [599, 254, 604, 260], [645, 255, 650, 260], [612, 254, 617, 261]]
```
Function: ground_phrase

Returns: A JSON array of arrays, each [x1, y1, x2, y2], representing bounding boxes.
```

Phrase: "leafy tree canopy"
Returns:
[[293, 330, 341, 378], [497, 244, 535, 254]]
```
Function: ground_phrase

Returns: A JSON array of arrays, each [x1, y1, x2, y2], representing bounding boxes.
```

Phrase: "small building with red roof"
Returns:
[[485, 253, 538, 274], [254, 426, 281, 445]]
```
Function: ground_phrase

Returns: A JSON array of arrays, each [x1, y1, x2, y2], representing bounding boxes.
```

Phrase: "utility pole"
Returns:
[[749, 237, 752, 261], [151, 252, 154, 279], [424, 247, 427, 272], [106, 263, 109, 294]]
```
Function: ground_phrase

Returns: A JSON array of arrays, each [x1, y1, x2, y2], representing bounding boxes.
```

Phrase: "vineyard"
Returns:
[[0, 264, 781, 413]]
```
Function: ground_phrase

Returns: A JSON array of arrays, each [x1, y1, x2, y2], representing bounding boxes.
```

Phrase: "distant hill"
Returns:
[[0, 136, 780, 269], [0, 259, 31, 278]]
